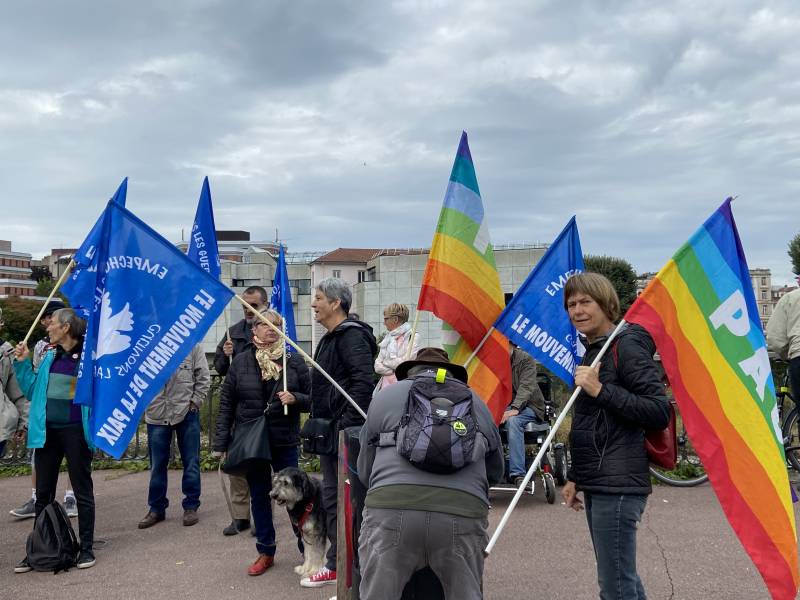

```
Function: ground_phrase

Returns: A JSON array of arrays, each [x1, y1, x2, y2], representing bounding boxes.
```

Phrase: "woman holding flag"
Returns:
[[12, 308, 97, 572], [560, 273, 669, 600], [213, 308, 311, 576]]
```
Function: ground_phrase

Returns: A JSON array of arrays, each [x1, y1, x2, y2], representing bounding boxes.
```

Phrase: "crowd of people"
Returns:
[[3, 273, 790, 598]]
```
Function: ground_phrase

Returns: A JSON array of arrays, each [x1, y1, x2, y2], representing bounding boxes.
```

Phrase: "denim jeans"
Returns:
[[506, 406, 543, 477], [147, 410, 201, 514], [585, 492, 648, 600], [246, 444, 300, 556]]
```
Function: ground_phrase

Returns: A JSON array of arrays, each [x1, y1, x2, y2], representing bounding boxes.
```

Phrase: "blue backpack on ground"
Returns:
[[395, 370, 478, 474], [26, 501, 80, 573]]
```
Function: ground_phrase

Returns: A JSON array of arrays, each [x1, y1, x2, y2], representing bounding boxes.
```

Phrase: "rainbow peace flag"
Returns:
[[626, 198, 798, 600], [418, 132, 511, 423]]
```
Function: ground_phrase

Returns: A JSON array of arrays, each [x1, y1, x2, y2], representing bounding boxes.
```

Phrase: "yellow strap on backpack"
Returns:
[[435, 368, 447, 383]]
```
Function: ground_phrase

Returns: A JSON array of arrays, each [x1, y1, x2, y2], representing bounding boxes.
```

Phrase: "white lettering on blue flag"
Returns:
[[75, 200, 233, 458], [494, 217, 584, 386]]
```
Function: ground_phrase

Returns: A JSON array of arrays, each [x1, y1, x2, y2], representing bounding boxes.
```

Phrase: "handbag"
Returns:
[[301, 399, 348, 456], [610, 339, 678, 470], [222, 380, 278, 475], [645, 400, 677, 470]]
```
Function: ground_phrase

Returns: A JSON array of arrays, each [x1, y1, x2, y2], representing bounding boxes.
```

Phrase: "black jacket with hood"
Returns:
[[311, 317, 377, 430], [214, 346, 311, 451], [567, 323, 670, 495]]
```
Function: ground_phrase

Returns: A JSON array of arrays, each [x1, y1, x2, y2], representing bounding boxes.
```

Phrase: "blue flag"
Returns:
[[186, 177, 221, 279], [73, 201, 234, 458], [269, 245, 297, 344], [62, 178, 128, 317], [494, 217, 584, 386]]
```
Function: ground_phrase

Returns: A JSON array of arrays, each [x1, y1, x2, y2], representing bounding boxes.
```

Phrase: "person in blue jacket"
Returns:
[[12, 307, 96, 573]]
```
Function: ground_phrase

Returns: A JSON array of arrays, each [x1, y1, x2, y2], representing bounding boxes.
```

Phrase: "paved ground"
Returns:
[[1, 469, 799, 599]]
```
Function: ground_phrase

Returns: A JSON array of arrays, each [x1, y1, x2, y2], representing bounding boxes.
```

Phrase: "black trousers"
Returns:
[[34, 423, 95, 551], [790, 357, 800, 405]]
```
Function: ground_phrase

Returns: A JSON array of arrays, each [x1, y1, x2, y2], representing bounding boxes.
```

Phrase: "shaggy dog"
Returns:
[[269, 467, 327, 578]]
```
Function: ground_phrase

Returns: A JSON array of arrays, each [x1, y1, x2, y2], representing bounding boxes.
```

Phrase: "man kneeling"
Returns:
[[357, 347, 503, 600]]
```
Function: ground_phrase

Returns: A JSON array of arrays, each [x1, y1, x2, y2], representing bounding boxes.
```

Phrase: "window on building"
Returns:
[[761, 290, 767, 300], [761, 277, 767, 286], [357, 270, 367, 283], [332, 270, 341, 279], [762, 304, 768, 315], [367, 267, 377, 282]]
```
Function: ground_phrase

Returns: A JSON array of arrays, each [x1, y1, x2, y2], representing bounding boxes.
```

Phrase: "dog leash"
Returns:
[[218, 462, 235, 520]]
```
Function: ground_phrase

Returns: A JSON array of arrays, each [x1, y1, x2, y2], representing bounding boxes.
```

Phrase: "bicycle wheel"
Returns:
[[782, 407, 800, 472], [649, 412, 708, 487]]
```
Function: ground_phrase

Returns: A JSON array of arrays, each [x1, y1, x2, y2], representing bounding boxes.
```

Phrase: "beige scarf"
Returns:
[[252, 336, 284, 381]]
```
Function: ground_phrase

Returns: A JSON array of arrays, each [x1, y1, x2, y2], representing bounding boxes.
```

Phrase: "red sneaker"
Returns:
[[247, 554, 274, 576], [300, 567, 337, 587]]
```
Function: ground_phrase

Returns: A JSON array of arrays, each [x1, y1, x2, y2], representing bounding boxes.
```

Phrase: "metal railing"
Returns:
[[0, 376, 225, 468]]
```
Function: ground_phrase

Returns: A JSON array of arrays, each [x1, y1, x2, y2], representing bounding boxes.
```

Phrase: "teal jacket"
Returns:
[[13, 350, 94, 450]]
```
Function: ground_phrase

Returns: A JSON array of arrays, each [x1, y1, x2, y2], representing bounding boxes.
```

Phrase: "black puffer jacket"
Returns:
[[214, 347, 311, 451], [213, 319, 253, 376], [311, 318, 377, 430], [568, 323, 670, 495]]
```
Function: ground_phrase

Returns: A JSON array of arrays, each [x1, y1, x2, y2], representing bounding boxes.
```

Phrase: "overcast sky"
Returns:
[[2, 0, 798, 285]]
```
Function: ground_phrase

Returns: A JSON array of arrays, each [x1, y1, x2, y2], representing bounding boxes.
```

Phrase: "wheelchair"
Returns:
[[491, 373, 568, 504]]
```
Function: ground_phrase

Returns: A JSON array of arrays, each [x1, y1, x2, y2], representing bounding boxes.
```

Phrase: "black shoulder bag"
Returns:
[[222, 379, 279, 475]]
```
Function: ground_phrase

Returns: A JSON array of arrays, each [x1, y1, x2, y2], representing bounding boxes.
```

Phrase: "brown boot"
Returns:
[[138, 511, 165, 529], [183, 509, 199, 527]]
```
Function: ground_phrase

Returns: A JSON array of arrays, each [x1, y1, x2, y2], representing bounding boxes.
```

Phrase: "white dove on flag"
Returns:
[[94, 291, 134, 359]]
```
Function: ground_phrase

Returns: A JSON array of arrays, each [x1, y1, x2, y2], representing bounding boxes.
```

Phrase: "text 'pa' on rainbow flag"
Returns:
[[417, 131, 511, 423], [626, 198, 798, 600]]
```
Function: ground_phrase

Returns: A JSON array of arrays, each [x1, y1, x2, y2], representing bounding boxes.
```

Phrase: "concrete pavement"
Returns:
[[1, 469, 798, 599]]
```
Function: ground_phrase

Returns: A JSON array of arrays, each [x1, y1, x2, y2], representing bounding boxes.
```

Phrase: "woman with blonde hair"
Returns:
[[374, 303, 420, 394]]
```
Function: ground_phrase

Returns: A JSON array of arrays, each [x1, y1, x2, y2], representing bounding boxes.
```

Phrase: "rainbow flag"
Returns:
[[418, 132, 511, 423], [626, 198, 798, 600]]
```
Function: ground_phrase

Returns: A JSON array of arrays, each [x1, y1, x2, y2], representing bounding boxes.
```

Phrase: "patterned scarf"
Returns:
[[252, 335, 284, 381]]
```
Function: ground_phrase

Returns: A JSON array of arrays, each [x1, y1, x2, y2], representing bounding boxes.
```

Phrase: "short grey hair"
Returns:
[[53, 308, 87, 339], [316, 277, 352, 314]]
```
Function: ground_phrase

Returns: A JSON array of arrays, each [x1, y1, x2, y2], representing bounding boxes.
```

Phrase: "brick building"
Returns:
[[0, 240, 36, 298]]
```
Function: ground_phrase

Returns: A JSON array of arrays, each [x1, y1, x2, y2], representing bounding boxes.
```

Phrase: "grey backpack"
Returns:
[[394, 371, 478, 474]]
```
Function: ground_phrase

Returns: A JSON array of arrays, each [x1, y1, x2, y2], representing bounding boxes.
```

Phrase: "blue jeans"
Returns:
[[506, 406, 543, 477], [146, 410, 201, 514], [246, 444, 300, 556], [585, 492, 648, 600]]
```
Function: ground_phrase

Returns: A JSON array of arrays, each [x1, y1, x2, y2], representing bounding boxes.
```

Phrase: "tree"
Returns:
[[30, 265, 53, 282], [35, 278, 57, 298], [583, 254, 638, 313], [788, 233, 800, 276], [0, 297, 45, 345]]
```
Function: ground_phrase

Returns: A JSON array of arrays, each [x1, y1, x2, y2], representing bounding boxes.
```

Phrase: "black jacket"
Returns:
[[311, 318, 377, 430], [214, 347, 311, 451], [568, 323, 670, 495], [213, 319, 253, 376]]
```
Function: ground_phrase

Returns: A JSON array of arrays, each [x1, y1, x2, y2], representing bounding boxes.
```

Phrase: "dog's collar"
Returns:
[[298, 502, 314, 529]]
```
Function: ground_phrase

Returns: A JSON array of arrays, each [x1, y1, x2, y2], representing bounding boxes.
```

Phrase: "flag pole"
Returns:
[[282, 319, 288, 416], [223, 309, 232, 365], [235, 295, 367, 420], [462, 326, 495, 369], [22, 259, 76, 347], [484, 319, 627, 557], [405, 309, 420, 360]]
